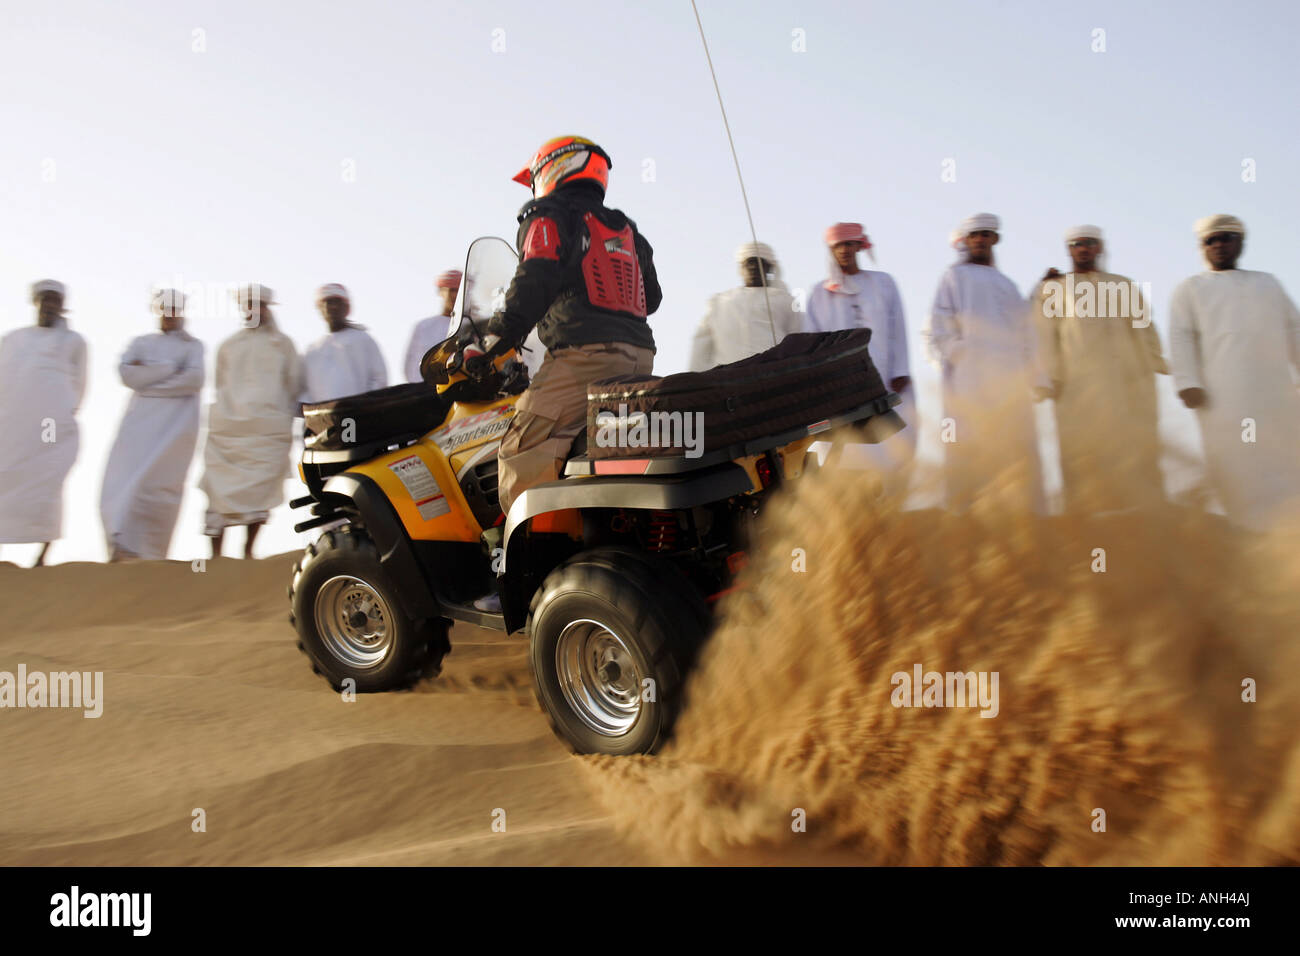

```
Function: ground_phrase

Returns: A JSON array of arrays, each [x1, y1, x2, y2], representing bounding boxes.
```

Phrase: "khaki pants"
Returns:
[[498, 341, 654, 514]]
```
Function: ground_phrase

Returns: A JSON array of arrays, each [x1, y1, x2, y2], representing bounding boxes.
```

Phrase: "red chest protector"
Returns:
[[580, 212, 647, 317]]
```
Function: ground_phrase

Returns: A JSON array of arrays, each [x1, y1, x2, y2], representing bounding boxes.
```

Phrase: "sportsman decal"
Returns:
[[431, 405, 516, 455], [522, 216, 561, 261]]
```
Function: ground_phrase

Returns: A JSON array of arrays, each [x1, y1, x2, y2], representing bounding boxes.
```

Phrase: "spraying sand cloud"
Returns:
[[581, 458, 1300, 865]]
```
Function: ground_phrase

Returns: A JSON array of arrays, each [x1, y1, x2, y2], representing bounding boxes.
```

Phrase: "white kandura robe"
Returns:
[[0, 321, 87, 544], [100, 330, 205, 559], [690, 285, 803, 371], [1032, 272, 1168, 513], [806, 270, 916, 474], [1169, 269, 1300, 530], [200, 324, 303, 526], [404, 315, 452, 383], [302, 326, 388, 404], [927, 262, 1046, 512]]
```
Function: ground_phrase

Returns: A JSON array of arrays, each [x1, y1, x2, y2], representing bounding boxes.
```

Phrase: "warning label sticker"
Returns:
[[388, 455, 451, 521], [432, 405, 514, 455]]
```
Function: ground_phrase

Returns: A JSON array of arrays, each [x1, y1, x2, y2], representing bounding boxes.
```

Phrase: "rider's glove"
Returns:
[[463, 334, 507, 377], [454, 322, 480, 350]]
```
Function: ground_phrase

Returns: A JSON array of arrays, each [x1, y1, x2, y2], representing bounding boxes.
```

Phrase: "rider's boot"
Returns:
[[472, 527, 504, 613]]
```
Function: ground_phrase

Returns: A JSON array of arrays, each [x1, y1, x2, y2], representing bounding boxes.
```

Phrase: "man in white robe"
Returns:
[[200, 285, 303, 558], [806, 222, 915, 478], [1031, 225, 1169, 513], [926, 214, 1046, 512], [1169, 214, 1300, 530], [100, 289, 205, 561], [404, 269, 461, 383], [690, 241, 802, 370], [0, 280, 87, 566], [302, 283, 387, 403]]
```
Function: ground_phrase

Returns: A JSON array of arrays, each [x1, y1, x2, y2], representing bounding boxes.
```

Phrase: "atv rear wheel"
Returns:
[[289, 527, 450, 691], [527, 548, 708, 755]]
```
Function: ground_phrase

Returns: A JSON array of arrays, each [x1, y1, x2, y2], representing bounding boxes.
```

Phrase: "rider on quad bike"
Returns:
[[290, 140, 905, 757], [467, 135, 661, 610]]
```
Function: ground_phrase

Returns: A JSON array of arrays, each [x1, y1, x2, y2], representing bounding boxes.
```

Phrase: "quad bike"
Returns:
[[289, 236, 903, 755]]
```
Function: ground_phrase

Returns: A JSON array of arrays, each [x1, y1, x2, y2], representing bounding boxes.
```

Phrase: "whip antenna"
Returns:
[[690, 0, 778, 346]]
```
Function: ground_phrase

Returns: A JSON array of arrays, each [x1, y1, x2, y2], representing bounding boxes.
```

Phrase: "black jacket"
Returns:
[[488, 181, 660, 352]]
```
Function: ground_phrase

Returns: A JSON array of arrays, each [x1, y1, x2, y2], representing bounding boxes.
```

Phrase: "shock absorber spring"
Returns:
[[647, 510, 678, 552]]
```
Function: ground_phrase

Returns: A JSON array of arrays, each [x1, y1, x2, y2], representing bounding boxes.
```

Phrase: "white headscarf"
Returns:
[[953, 213, 1000, 263], [1064, 224, 1107, 271], [31, 279, 68, 326], [314, 281, 367, 331], [31, 278, 66, 302], [234, 284, 279, 330], [735, 241, 787, 290], [150, 287, 196, 338], [949, 228, 968, 262], [235, 283, 278, 307], [959, 213, 1000, 236], [1194, 214, 1245, 240], [315, 282, 350, 303], [151, 287, 187, 317]]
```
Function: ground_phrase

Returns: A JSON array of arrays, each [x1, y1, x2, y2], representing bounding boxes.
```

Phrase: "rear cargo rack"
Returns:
[[563, 393, 900, 477]]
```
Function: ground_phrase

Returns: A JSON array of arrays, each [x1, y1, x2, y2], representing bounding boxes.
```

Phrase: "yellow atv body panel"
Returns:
[[347, 395, 517, 543]]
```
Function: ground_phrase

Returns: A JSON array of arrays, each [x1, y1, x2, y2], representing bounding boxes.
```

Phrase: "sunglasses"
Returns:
[[1068, 239, 1099, 248], [1203, 234, 1238, 246]]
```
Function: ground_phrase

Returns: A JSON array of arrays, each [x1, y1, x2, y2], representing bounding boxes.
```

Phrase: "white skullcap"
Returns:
[[1064, 224, 1104, 242], [959, 213, 1000, 236], [315, 283, 350, 303], [151, 288, 187, 315], [234, 284, 278, 309], [31, 279, 66, 301], [1194, 214, 1245, 239], [735, 241, 778, 266]]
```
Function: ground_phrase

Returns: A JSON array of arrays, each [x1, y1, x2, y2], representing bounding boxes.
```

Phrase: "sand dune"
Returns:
[[0, 555, 646, 866], [4, 454, 1298, 866]]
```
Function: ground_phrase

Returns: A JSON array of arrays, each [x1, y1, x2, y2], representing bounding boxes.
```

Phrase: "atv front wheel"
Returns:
[[527, 548, 708, 755], [289, 527, 450, 691]]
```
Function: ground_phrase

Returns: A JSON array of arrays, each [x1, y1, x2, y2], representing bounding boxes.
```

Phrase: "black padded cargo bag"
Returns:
[[586, 329, 886, 459], [302, 383, 451, 451]]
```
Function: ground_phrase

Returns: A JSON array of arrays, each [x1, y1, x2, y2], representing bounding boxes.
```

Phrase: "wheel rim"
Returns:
[[555, 619, 643, 737], [314, 575, 395, 670]]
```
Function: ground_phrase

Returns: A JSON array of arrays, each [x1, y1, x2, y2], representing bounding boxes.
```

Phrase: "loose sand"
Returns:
[[2, 464, 1297, 866], [582, 468, 1300, 865]]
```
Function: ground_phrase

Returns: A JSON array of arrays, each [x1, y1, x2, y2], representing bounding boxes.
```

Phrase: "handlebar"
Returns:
[[419, 330, 523, 395]]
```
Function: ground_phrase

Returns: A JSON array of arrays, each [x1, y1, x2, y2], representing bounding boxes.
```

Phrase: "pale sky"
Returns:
[[2, 0, 1297, 563]]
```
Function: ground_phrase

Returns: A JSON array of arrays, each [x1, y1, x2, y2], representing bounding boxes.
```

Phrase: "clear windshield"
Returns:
[[452, 236, 520, 337]]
